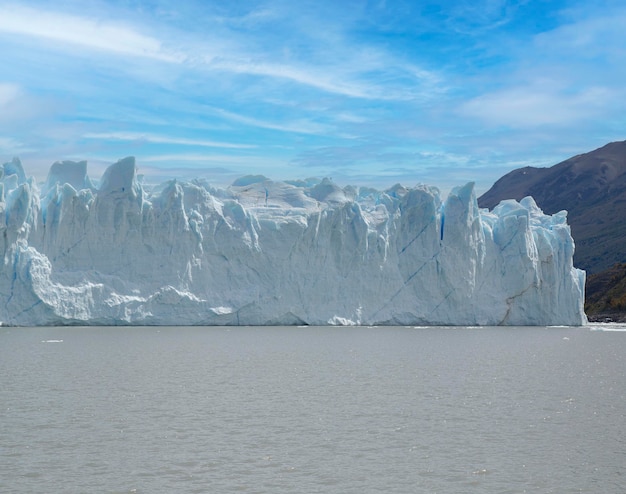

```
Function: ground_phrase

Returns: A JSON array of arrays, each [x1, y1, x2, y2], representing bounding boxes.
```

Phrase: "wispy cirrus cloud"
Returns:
[[460, 83, 614, 128], [0, 4, 183, 62], [0, 82, 20, 106], [83, 132, 257, 149], [209, 59, 375, 100], [142, 153, 273, 164], [2, 0, 625, 194], [138, 152, 295, 184], [0, 2, 439, 104], [213, 108, 333, 136], [207, 57, 439, 101], [534, 8, 626, 57], [456, 3, 626, 132]]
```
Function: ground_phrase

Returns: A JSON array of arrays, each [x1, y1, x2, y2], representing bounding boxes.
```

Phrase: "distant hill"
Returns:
[[478, 141, 626, 275]]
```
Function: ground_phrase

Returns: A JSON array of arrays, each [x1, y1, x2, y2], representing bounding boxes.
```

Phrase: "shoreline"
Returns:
[[586, 312, 626, 323]]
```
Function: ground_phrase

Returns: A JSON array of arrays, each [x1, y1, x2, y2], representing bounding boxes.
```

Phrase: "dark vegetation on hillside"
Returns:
[[478, 141, 626, 319], [585, 263, 626, 322]]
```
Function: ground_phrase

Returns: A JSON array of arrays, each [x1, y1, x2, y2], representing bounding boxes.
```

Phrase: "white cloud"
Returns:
[[83, 132, 256, 149], [534, 9, 626, 57], [0, 4, 438, 102], [214, 108, 332, 135], [142, 153, 268, 164], [210, 59, 380, 100], [460, 84, 613, 128], [0, 136, 22, 149], [0, 83, 20, 107], [0, 5, 183, 62], [138, 152, 293, 181]]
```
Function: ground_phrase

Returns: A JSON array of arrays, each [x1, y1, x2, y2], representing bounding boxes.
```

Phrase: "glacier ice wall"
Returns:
[[0, 157, 586, 326]]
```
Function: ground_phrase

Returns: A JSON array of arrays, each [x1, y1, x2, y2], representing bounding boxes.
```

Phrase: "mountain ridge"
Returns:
[[478, 140, 626, 275]]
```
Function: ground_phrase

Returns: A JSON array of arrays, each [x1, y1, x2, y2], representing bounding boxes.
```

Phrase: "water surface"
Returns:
[[1, 325, 625, 493]]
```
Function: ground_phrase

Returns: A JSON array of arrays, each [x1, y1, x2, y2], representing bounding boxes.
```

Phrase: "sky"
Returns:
[[1, 0, 625, 195]]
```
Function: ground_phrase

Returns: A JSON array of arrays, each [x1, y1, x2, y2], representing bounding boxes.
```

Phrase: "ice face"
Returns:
[[43, 160, 94, 196], [0, 157, 587, 326], [2, 157, 27, 186]]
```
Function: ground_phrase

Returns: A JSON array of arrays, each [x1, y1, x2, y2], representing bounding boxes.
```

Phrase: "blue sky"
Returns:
[[1, 0, 625, 194]]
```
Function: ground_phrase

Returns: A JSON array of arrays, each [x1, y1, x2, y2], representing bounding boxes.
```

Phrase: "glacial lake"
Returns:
[[1, 325, 625, 493]]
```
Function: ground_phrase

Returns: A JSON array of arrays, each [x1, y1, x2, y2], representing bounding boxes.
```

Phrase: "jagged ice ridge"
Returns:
[[0, 156, 586, 326]]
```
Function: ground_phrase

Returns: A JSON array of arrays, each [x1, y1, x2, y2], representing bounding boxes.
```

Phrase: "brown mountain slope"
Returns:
[[478, 141, 626, 274], [585, 263, 626, 322]]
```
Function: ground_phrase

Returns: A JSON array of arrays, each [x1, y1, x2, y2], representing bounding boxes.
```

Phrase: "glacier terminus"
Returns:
[[0, 157, 586, 326]]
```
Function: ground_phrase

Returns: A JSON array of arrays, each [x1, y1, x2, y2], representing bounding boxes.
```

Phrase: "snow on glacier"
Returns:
[[0, 156, 586, 326]]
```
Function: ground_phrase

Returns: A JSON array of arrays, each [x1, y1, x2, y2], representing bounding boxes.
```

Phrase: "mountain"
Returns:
[[478, 141, 626, 274], [0, 157, 585, 326], [585, 263, 626, 322]]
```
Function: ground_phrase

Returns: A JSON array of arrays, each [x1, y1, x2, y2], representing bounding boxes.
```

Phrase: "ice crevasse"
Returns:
[[0, 156, 586, 326]]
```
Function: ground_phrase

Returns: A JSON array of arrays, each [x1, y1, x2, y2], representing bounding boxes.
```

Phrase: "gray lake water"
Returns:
[[1, 325, 625, 493]]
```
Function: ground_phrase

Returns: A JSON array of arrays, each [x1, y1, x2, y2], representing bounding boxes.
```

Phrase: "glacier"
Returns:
[[0, 156, 586, 326]]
